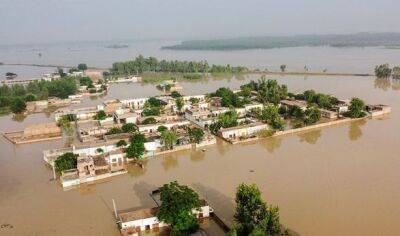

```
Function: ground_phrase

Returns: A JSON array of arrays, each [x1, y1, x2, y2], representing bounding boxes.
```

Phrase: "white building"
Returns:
[[218, 122, 269, 140]]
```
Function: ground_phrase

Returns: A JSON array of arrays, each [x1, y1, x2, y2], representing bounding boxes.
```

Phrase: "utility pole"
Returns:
[[112, 199, 118, 219], [52, 163, 56, 180]]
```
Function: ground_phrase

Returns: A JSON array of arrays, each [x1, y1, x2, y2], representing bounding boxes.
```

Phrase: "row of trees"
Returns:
[[110, 55, 248, 75], [156, 181, 285, 236], [0, 77, 78, 114], [375, 64, 400, 79]]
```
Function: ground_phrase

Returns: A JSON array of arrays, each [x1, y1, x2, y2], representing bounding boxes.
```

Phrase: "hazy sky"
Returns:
[[1, 0, 400, 45]]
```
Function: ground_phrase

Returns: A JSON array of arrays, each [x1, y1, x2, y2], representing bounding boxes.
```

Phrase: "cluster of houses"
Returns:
[[39, 85, 391, 188]]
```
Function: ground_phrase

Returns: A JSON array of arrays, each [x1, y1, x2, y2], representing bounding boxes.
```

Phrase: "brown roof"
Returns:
[[119, 207, 158, 222]]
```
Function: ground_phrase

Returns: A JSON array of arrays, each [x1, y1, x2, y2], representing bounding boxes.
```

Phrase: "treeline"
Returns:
[[110, 55, 248, 75], [375, 64, 400, 79], [0, 77, 78, 114]]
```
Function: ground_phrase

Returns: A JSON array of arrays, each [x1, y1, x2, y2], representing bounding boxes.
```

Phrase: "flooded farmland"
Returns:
[[0, 74, 400, 236]]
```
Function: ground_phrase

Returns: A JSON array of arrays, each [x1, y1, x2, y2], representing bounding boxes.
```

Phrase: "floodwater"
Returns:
[[2, 40, 400, 80], [0, 74, 399, 236]]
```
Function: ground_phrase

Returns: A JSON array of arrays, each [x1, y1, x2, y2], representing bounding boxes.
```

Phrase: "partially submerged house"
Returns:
[[217, 122, 269, 142], [3, 122, 62, 144], [118, 200, 213, 235]]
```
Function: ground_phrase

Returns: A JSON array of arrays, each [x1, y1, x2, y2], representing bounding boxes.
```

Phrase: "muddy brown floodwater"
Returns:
[[0, 75, 399, 236]]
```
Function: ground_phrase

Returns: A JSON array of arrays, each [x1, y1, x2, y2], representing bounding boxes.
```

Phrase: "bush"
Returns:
[[55, 152, 78, 172], [375, 64, 392, 78], [10, 97, 26, 113], [121, 123, 137, 133], [142, 117, 157, 125], [94, 110, 107, 120], [116, 140, 127, 147]]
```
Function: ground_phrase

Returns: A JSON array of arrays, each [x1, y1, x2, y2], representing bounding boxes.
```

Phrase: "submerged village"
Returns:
[[0, 57, 394, 236]]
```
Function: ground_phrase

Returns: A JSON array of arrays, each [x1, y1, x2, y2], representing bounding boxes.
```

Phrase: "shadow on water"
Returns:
[[298, 129, 322, 145], [348, 119, 366, 141], [161, 153, 179, 171]]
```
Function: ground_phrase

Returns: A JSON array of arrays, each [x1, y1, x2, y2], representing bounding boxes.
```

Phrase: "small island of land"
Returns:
[[162, 32, 400, 51]]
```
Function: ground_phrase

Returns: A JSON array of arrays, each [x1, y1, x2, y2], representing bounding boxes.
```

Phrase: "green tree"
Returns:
[[218, 109, 238, 128], [392, 66, 400, 79], [256, 77, 287, 104], [78, 63, 88, 71], [25, 94, 37, 102], [157, 181, 201, 236], [280, 65, 287, 72], [175, 97, 184, 112], [125, 133, 146, 159], [157, 125, 168, 133], [121, 123, 137, 133], [375, 64, 392, 78], [94, 110, 107, 120], [96, 148, 104, 154], [304, 106, 321, 125], [233, 183, 281, 236], [161, 130, 177, 150], [142, 117, 157, 124], [10, 97, 26, 113], [188, 127, 205, 144], [116, 139, 127, 147], [55, 152, 78, 172], [190, 97, 200, 105], [259, 105, 285, 130], [170, 91, 182, 98], [346, 98, 366, 118]]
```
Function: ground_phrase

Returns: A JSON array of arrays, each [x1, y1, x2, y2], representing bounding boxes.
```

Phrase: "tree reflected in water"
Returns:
[[374, 78, 391, 91], [190, 150, 205, 162], [259, 136, 282, 153], [348, 119, 366, 141], [298, 129, 322, 145], [162, 154, 179, 171]]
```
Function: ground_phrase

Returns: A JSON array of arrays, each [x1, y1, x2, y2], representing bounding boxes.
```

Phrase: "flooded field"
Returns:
[[0, 75, 399, 236]]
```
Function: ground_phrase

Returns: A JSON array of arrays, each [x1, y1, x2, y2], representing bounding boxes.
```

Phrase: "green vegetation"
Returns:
[[190, 97, 200, 105], [210, 109, 238, 134], [111, 55, 247, 75], [10, 97, 26, 113], [94, 110, 107, 120], [183, 73, 203, 80], [125, 133, 146, 159], [175, 97, 184, 112], [106, 123, 137, 135], [210, 87, 250, 108], [96, 148, 104, 154], [141, 117, 157, 125], [280, 65, 287, 72], [77, 63, 88, 71], [157, 181, 201, 236], [157, 125, 168, 133], [0, 77, 78, 114], [55, 152, 78, 172], [375, 64, 392, 78], [116, 139, 127, 147], [161, 130, 177, 150], [232, 183, 283, 236], [170, 91, 182, 98], [121, 123, 137, 133], [143, 97, 164, 116], [258, 105, 285, 130], [345, 98, 367, 118], [188, 127, 205, 144], [393, 66, 400, 79], [79, 76, 94, 88], [241, 77, 287, 104], [57, 115, 74, 135], [163, 33, 400, 50]]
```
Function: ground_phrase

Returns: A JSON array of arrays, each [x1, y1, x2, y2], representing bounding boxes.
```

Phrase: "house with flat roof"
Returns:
[[118, 200, 213, 234], [218, 122, 269, 141]]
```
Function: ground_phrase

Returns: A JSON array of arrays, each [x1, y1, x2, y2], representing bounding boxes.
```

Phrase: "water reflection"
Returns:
[[298, 129, 322, 145], [12, 114, 27, 122], [373, 77, 400, 91], [190, 150, 205, 162], [161, 154, 179, 170], [126, 162, 148, 177], [348, 119, 366, 141], [259, 136, 282, 153]]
